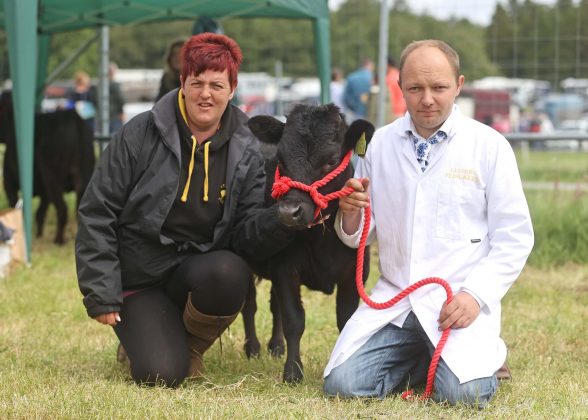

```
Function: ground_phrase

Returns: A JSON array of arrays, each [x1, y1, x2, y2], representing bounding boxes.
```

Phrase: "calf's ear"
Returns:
[[344, 119, 375, 157], [248, 116, 285, 144]]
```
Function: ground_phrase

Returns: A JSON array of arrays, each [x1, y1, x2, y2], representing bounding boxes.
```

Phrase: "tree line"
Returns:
[[1, 0, 588, 89]]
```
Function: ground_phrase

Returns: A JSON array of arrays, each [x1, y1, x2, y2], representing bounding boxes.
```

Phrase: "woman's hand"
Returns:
[[94, 312, 121, 327]]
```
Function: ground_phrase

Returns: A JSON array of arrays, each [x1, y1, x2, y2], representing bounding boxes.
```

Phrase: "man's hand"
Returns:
[[94, 312, 121, 327], [339, 178, 370, 234], [438, 291, 480, 331]]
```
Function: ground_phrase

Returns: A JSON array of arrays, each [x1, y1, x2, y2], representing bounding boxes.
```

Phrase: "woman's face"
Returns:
[[170, 45, 182, 72], [181, 69, 235, 134]]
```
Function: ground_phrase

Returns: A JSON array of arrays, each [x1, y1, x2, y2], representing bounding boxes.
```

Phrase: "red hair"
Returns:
[[181, 33, 243, 89]]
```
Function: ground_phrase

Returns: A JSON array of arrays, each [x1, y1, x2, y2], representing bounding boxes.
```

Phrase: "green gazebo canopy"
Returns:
[[0, 0, 331, 261]]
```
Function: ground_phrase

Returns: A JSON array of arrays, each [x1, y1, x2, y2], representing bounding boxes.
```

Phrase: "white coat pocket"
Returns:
[[435, 182, 487, 240]]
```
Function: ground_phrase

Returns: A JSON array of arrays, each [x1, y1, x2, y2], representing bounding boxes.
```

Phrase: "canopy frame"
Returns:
[[1, 0, 331, 261]]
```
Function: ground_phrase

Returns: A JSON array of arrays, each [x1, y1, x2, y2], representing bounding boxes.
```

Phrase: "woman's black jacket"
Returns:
[[75, 90, 292, 318]]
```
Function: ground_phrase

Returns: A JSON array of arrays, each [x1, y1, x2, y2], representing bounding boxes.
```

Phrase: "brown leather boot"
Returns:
[[496, 362, 512, 380], [116, 342, 130, 372], [183, 294, 239, 378]]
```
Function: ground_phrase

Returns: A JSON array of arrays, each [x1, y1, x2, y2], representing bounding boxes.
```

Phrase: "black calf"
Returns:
[[0, 91, 95, 244], [243, 103, 374, 382]]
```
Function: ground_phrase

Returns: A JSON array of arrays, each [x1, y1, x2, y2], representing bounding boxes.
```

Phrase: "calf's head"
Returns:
[[248, 103, 374, 229]]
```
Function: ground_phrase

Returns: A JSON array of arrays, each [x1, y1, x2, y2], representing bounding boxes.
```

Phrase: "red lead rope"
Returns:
[[355, 208, 453, 400], [272, 150, 453, 400]]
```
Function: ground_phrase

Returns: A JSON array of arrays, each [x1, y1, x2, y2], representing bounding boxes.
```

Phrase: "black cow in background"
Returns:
[[0, 91, 95, 244], [243, 103, 375, 383]]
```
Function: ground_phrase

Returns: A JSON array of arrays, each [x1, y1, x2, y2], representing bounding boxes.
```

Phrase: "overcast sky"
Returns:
[[328, 0, 559, 26]]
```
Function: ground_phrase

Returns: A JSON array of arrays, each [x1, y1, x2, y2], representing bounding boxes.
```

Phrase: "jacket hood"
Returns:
[[151, 88, 182, 157]]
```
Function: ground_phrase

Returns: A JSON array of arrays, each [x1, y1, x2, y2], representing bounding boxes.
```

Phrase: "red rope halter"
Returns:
[[272, 151, 453, 400], [271, 150, 356, 221]]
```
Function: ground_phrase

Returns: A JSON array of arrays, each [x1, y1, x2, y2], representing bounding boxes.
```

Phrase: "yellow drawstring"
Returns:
[[181, 135, 197, 203], [203, 141, 210, 202], [178, 90, 211, 203]]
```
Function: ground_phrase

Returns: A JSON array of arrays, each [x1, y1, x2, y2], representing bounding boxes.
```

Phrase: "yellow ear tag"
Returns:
[[355, 132, 367, 158]]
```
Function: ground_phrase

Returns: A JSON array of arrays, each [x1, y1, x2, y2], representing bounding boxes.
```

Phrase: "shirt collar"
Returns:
[[406, 129, 447, 145]]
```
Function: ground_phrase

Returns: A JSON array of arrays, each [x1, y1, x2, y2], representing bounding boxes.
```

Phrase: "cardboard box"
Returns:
[[0, 206, 27, 269]]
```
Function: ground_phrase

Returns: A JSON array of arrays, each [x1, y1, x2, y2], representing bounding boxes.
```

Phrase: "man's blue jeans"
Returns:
[[323, 312, 498, 408]]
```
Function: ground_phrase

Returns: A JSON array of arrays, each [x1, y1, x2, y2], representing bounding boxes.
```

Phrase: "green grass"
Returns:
[[0, 235, 587, 418], [516, 150, 588, 183], [0, 150, 587, 418], [516, 151, 588, 268], [526, 189, 588, 267]]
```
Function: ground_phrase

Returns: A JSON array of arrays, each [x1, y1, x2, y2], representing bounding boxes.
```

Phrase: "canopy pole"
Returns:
[[4, 0, 38, 263], [97, 26, 110, 142], [313, 17, 331, 104]]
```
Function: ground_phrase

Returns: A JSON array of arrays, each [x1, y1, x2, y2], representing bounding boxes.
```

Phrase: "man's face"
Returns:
[[181, 69, 234, 133], [400, 46, 464, 139]]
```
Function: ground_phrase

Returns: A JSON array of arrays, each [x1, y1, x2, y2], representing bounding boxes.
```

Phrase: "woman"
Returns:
[[76, 33, 293, 387], [155, 38, 185, 101]]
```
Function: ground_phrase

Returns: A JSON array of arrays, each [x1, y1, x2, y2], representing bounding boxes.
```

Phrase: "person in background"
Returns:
[[342, 57, 374, 122], [323, 39, 534, 408], [67, 70, 97, 130], [385, 56, 406, 120], [108, 62, 125, 133], [489, 113, 511, 134], [155, 38, 186, 101], [330, 67, 346, 113], [76, 33, 294, 387]]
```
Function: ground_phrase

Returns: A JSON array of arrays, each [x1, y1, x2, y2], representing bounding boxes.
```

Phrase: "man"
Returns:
[[76, 33, 293, 387], [385, 56, 406, 121], [323, 40, 534, 408], [342, 57, 374, 121]]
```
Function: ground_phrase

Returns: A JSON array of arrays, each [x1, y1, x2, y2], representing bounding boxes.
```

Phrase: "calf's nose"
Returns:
[[278, 202, 303, 227], [277, 193, 316, 229]]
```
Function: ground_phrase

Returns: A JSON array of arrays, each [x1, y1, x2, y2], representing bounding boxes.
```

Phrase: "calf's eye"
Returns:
[[322, 159, 339, 173], [327, 159, 338, 167]]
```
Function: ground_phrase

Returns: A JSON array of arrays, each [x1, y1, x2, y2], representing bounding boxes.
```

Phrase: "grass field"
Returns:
[[516, 149, 588, 183], [0, 150, 587, 418]]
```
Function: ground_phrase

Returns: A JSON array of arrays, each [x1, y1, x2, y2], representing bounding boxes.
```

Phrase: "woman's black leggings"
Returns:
[[113, 250, 251, 387]]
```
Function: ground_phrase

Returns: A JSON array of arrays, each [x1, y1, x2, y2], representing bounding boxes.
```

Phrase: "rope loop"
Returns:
[[355, 207, 453, 400], [309, 188, 328, 211], [271, 176, 293, 199]]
